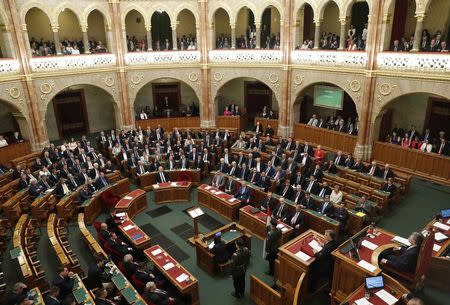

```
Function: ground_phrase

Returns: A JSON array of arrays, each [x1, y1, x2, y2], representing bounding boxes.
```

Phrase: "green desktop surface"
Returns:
[[220, 230, 242, 243], [112, 273, 127, 290], [73, 287, 88, 303], [10, 247, 22, 259], [121, 286, 138, 303]]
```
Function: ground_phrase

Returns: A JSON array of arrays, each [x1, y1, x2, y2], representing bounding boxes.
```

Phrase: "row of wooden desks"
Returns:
[[105, 263, 147, 305], [114, 188, 147, 219], [194, 222, 251, 276], [116, 213, 152, 250], [140, 169, 200, 191], [153, 181, 192, 204], [197, 184, 241, 221], [72, 274, 95, 305], [144, 245, 200, 305]]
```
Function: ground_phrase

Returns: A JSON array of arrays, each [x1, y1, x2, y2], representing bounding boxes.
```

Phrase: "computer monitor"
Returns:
[[440, 208, 450, 218], [365, 276, 384, 290]]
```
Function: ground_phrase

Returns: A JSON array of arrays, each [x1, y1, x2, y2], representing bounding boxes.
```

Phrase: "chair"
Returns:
[[131, 274, 146, 292], [100, 191, 119, 209], [103, 242, 122, 262], [382, 231, 434, 290]]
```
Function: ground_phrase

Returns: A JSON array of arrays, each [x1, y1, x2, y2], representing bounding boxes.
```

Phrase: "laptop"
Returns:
[[365, 275, 384, 290], [440, 208, 450, 218]]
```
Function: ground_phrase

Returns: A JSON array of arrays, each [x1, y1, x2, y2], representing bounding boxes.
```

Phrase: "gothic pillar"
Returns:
[[171, 22, 178, 50], [230, 23, 236, 49], [121, 27, 127, 52], [0, 25, 15, 57], [338, 17, 347, 50], [279, 19, 284, 47], [313, 20, 321, 49], [105, 26, 113, 52], [196, 25, 200, 48], [81, 26, 90, 54], [145, 25, 152, 51], [255, 22, 261, 49], [411, 14, 425, 52], [209, 23, 215, 49], [52, 26, 62, 55], [21, 24, 32, 57]]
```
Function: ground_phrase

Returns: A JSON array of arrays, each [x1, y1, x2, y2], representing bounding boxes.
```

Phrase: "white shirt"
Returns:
[[140, 113, 148, 120], [330, 190, 343, 204]]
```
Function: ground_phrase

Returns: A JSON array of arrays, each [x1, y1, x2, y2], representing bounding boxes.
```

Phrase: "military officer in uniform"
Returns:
[[265, 218, 282, 275], [230, 239, 251, 298]]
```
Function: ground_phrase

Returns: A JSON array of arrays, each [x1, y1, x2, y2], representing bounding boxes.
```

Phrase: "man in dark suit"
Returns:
[[234, 181, 251, 203], [96, 172, 110, 189], [107, 232, 132, 257], [265, 219, 281, 275], [309, 229, 339, 291], [86, 256, 111, 290], [156, 166, 170, 183], [262, 160, 275, 178], [66, 173, 79, 191], [381, 164, 395, 180], [51, 267, 74, 301], [134, 262, 156, 284], [351, 158, 365, 172], [333, 151, 346, 166], [29, 179, 45, 198], [333, 202, 348, 232], [256, 171, 271, 192], [77, 168, 89, 185], [318, 195, 334, 217], [95, 288, 116, 305], [216, 158, 229, 173], [54, 178, 71, 198], [381, 232, 423, 274], [381, 177, 397, 199], [259, 192, 276, 213], [317, 181, 332, 198], [322, 160, 338, 174], [301, 142, 314, 156], [210, 233, 230, 264], [272, 198, 289, 222], [238, 163, 250, 180], [18, 173, 29, 190], [311, 164, 323, 181], [288, 204, 305, 236], [44, 286, 61, 305], [300, 192, 315, 210], [278, 180, 294, 200], [366, 161, 381, 177], [303, 175, 320, 195], [77, 184, 91, 203], [143, 282, 175, 305]]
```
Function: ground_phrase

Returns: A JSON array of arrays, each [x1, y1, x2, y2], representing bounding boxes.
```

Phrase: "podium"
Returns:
[[187, 207, 204, 245]]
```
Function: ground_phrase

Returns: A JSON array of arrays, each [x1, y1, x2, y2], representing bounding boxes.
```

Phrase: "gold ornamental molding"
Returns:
[[104, 76, 115, 87], [347, 80, 361, 92], [378, 83, 396, 96], [7, 86, 21, 99], [188, 72, 199, 82], [268, 73, 279, 84], [39, 81, 56, 105]]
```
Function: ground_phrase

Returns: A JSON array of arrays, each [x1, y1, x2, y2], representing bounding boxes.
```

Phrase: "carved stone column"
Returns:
[[145, 25, 152, 51], [196, 25, 200, 48], [313, 20, 321, 49], [355, 0, 383, 160], [21, 24, 32, 57], [199, 0, 213, 127], [209, 23, 215, 49], [279, 19, 284, 47], [255, 22, 261, 49], [81, 26, 90, 54], [52, 26, 62, 55], [338, 17, 347, 50], [230, 23, 236, 49], [4, 0, 48, 149], [293, 20, 301, 49], [105, 26, 113, 52], [171, 22, 178, 50], [121, 26, 128, 53], [411, 14, 425, 52], [0, 24, 15, 57]]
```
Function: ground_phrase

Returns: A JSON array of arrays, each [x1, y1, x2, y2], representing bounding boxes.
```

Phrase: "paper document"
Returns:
[[124, 196, 132, 200], [354, 298, 373, 305], [116, 212, 125, 217], [294, 251, 311, 262], [357, 260, 377, 272], [375, 289, 398, 305], [392, 236, 411, 247], [123, 225, 134, 231], [356, 212, 366, 217], [361, 240, 378, 251], [281, 227, 288, 232], [170, 182, 177, 187], [151, 248, 162, 256], [153, 184, 159, 189], [433, 244, 441, 252], [276, 224, 284, 229], [308, 240, 323, 252], [208, 242, 215, 250], [228, 198, 236, 203], [176, 273, 189, 283], [434, 232, 448, 242], [188, 208, 204, 218], [163, 262, 175, 270], [433, 222, 450, 231], [216, 191, 223, 195], [205, 186, 212, 190]]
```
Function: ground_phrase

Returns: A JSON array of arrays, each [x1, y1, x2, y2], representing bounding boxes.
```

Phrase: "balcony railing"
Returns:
[[377, 52, 450, 73], [209, 50, 283, 64], [30, 54, 116, 72], [125, 51, 201, 65], [0, 59, 20, 75], [291, 50, 367, 68]]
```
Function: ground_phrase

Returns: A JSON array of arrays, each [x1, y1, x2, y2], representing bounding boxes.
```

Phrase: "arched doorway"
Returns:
[[215, 77, 278, 128], [384, 0, 417, 51], [213, 8, 231, 49], [294, 3, 315, 49], [151, 10, 172, 50], [176, 9, 197, 50], [0, 99, 30, 142], [235, 7, 256, 49], [45, 85, 117, 141], [376, 93, 450, 146], [57, 9, 83, 54], [349, 0, 370, 50], [261, 6, 281, 49], [25, 7, 53, 56], [133, 78, 200, 119], [319, 1, 340, 50], [87, 9, 108, 52], [292, 83, 358, 134], [125, 9, 147, 51]]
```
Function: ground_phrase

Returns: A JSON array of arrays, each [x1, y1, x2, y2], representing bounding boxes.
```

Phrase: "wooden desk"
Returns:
[[239, 205, 293, 245], [29, 287, 45, 305], [135, 116, 201, 131], [72, 274, 95, 305], [216, 113, 247, 132], [31, 193, 57, 224], [0, 141, 31, 166], [331, 227, 397, 303], [340, 274, 409, 305], [153, 182, 192, 204], [78, 213, 107, 259], [277, 230, 326, 303], [197, 184, 241, 221], [194, 222, 251, 276], [144, 245, 199, 305], [140, 169, 200, 191], [114, 189, 147, 219], [117, 214, 151, 250], [2, 188, 30, 223], [105, 262, 147, 304]]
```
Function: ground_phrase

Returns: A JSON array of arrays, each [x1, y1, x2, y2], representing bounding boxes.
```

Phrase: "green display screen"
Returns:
[[314, 85, 344, 110]]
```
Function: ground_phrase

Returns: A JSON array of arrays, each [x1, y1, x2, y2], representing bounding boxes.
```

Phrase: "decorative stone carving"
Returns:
[[104, 76, 115, 87], [268, 73, 279, 84], [39, 81, 56, 104], [379, 83, 396, 96], [212, 72, 223, 88], [292, 74, 304, 92], [8, 87, 21, 99], [188, 72, 199, 82], [130, 73, 144, 89], [348, 80, 361, 92]]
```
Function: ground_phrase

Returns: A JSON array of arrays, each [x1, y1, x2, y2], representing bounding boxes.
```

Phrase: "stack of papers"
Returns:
[[170, 182, 177, 187], [309, 240, 323, 252], [276, 224, 284, 229], [433, 222, 450, 231], [433, 244, 441, 252], [434, 232, 448, 242], [228, 198, 237, 203], [281, 228, 288, 232], [357, 260, 377, 272], [205, 186, 212, 190], [163, 262, 175, 270], [375, 289, 398, 305], [123, 224, 134, 231], [354, 298, 373, 305], [176, 273, 189, 283], [124, 196, 133, 200], [392, 236, 411, 247], [151, 248, 162, 256], [294, 251, 311, 262], [188, 208, 204, 218], [153, 184, 160, 188], [116, 212, 126, 217], [361, 240, 378, 250]]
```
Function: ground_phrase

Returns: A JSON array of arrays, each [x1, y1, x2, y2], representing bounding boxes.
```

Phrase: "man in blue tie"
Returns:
[[234, 181, 251, 204], [319, 195, 334, 217]]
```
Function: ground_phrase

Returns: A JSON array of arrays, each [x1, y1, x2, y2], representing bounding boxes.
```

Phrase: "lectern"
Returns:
[[187, 206, 204, 244]]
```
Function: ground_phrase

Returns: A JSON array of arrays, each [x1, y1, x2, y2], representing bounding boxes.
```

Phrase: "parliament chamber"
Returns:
[[0, 0, 449, 305]]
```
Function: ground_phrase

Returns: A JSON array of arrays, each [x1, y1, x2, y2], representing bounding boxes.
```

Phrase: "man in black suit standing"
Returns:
[[309, 229, 339, 291], [381, 232, 423, 274], [51, 267, 74, 301], [86, 256, 111, 290]]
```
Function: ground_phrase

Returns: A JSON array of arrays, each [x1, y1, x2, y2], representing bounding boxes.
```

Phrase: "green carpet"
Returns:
[[2, 177, 449, 305]]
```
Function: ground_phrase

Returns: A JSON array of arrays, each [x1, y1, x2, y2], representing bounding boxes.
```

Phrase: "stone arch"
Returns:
[[209, 5, 234, 25], [148, 5, 176, 27], [127, 69, 202, 110], [317, 0, 344, 19], [53, 4, 83, 26], [294, 1, 319, 18], [258, 1, 285, 23], [174, 6, 199, 25], [210, 69, 282, 112], [342, 0, 372, 18], [234, 3, 258, 26], [121, 5, 149, 29], [0, 7, 9, 25], [20, 1, 54, 25], [82, 5, 112, 29]]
